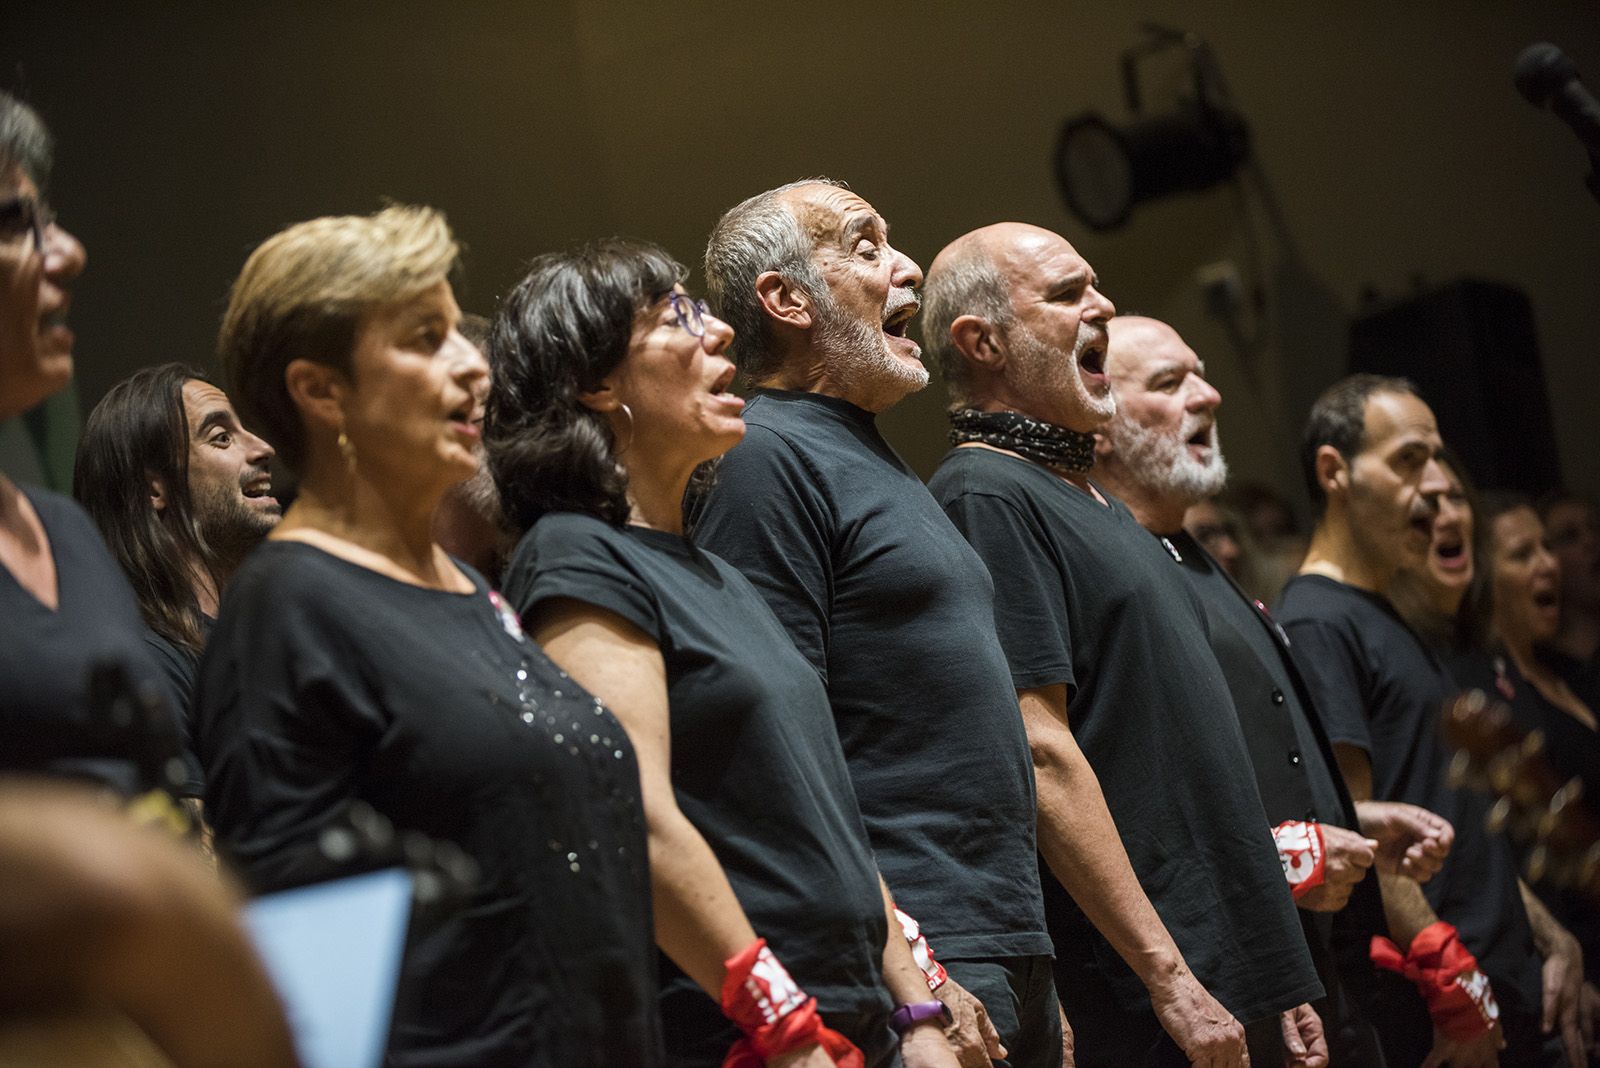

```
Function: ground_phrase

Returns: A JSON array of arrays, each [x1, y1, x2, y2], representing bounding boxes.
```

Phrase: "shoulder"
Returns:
[[22, 485, 94, 530]]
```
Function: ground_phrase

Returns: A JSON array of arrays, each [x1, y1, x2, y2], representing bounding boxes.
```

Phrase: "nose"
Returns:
[[1085, 284, 1116, 325], [1419, 454, 1452, 498], [701, 312, 734, 355], [449, 329, 491, 387], [243, 427, 275, 464], [42, 220, 86, 286], [1187, 374, 1222, 414], [890, 246, 923, 291]]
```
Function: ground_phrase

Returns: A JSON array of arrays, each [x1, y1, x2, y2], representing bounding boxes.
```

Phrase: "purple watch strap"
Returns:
[[890, 999, 951, 1034]]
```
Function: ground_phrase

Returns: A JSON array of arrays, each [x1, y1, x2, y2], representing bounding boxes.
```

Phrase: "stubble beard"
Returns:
[[194, 480, 279, 574], [812, 288, 929, 408], [1007, 319, 1116, 431]]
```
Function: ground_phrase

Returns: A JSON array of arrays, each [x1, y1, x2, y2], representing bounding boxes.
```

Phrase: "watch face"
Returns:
[[1056, 114, 1134, 231]]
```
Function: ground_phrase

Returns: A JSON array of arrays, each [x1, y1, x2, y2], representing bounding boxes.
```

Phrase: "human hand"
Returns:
[[1296, 824, 1375, 912], [900, 1019, 962, 1068], [1420, 1021, 1504, 1067], [1060, 1002, 1075, 1067], [1539, 926, 1587, 1068], [1280, 1003, 1327, 1067], [1355, 800, 1453, 882], [934, 976, 1006, 1067], [1149, 966, 1248, 1066]]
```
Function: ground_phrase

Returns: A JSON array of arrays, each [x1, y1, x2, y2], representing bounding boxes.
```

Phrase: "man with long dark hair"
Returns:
[[74, 364, 279, 785]]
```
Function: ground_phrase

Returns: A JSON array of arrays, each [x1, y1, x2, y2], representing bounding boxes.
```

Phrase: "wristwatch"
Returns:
[[890, 999, 953, 1034]]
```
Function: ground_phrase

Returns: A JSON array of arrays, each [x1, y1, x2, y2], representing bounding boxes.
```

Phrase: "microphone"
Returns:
[[1514, 42, 1600, 202]]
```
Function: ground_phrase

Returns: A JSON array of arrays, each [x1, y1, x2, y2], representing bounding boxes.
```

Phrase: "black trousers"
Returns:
[[943, 955, 1063, 1068]]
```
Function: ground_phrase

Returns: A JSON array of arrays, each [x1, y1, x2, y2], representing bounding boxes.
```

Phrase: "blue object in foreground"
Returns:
[[243, 868, 413, 1068]]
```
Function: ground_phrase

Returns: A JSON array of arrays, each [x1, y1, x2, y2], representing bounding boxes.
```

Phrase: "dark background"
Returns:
[[4, 1, 1597, 511]]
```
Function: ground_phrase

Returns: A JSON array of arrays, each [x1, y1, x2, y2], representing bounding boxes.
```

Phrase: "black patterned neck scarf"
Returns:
[[948, 408, 1096, 475]]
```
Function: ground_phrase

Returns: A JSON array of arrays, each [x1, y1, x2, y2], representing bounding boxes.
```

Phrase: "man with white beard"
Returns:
[[923, 227, 1324, 1067], [1094, 317, 1461, 1066]]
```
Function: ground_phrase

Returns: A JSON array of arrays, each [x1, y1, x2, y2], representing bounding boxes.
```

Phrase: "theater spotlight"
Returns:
[[1055, 25, 1252, 232]]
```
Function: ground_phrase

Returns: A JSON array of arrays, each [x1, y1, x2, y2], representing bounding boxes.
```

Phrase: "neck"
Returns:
[[1554, 609, 1600, 663], [622, 451, 695, 536], [1300, 515, 1394, 593], [1092, 463, 1187, 534], [1499, 625, 1540, 680], [757, 351, 895, 414], [276, 459, 447, 582], [185, 556, 221, 618]]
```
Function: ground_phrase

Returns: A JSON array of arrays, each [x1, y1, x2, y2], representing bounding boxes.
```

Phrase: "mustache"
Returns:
[[883, 288, 920, 319]]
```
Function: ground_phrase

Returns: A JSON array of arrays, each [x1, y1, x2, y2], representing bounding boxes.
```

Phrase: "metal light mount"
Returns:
[[1055, 24, 1253, 231]]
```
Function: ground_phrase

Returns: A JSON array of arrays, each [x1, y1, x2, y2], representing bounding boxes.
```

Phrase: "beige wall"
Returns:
[[6, 0, 1596, 503]]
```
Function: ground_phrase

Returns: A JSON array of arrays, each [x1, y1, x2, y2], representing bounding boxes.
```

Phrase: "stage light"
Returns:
[[1054, 26, 1252, 232]]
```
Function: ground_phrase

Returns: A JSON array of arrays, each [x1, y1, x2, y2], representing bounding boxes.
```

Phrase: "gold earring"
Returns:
[[337, 429, 357, 470], [615, 403, 635, 454]]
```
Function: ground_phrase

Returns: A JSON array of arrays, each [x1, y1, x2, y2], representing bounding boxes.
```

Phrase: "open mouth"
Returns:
[[1533, 588, 1559, 610], [882, 303, 918, 340], [709, 364, 737, 396], [1079, 336, 1107, 376], [1187, 427, 1212, 450], [241, 476, 274, 500]]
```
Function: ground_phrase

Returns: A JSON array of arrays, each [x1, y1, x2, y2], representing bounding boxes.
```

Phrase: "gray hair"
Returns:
[[703, 176, 845, 380], [921, 244, 1015, 408], [0, 91, 53, 187]]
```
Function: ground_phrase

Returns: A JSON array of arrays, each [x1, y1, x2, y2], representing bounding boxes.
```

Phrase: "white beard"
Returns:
[[812, 289, 929, 399], [1109, 410, 1229, 505]]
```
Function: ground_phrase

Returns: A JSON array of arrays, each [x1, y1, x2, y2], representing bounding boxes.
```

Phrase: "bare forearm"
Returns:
[[1028, 711, 1186, 986], [648, 806, 759, 998], [878, 877, 937, 1005], [1377, 871, 1441, 948]]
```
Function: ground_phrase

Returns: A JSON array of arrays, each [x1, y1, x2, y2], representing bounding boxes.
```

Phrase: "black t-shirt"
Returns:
[[691, 390, 1048, 960], [0, 486, 183, 792], [929, 448, 1319, 1024], [502, 513, 892, 1016], [1276, 574, 1545, 1023], [143, 616, 213, 798], [1165, 531, 1384, 1016], [196, 541, 661, 1067]]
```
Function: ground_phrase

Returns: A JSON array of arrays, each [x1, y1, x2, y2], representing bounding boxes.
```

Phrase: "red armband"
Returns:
[[892, 904, 949, 992], [1273, 820, 1326, 900], [720, 938, 864, 1067], [1370, 921, 1500, 1042]]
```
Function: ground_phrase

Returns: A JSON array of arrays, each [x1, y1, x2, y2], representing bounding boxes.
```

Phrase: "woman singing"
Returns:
[[200, 207, 661, 1065]]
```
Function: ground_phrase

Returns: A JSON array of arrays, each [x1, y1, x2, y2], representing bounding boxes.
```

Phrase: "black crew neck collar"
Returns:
[[750, 387, 877, 426]]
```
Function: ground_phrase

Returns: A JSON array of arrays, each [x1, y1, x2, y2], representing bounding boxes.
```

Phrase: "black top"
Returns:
[[1448, 651, 1600, 982], [143, 616, 213, 798], [0, 486, 183, 793], [691, 390, 1048, 960], [502, 513, 893, 1016], [928, 448, 1320, 1024], [196, 541, 661, 1067], [1276, 574, 1545, 1023], [1164, 531, 1384, 1010]]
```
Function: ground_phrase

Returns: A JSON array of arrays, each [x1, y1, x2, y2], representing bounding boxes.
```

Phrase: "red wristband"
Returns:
[[720, 938, 865, 1067], [893, 905, 949, 991], [1273, 820, 1326, 900], [1370, 921, 1500, 1041]]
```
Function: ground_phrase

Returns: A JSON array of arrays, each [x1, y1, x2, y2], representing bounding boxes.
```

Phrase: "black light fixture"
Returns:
[[1055, 25, 1252, 231]]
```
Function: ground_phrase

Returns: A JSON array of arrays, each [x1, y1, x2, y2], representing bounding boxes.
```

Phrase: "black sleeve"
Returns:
[[939, 489, 1076, 696], [141, 633, 205, 798], [198, 579, 390, 894], [1281, 617, 1373, 754], [692, 426, 836, 679], [506, 520, 663, 645]]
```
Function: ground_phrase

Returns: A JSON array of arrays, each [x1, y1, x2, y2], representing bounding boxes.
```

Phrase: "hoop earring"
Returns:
[[337, 429, 357, 471], [615, 403, 635, 454]]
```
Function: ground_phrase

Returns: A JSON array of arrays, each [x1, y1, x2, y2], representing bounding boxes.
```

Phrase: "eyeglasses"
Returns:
[[0, 196, 53, 253], [668, 292, 711, 338]]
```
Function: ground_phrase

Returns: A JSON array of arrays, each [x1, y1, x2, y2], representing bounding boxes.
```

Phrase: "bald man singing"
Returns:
[[923, 224, 1324, 1068]]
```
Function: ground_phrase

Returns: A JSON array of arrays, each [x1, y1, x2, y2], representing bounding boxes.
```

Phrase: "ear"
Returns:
[[283, 358, 348, 434], [576, 380, 620, 415], [754, 270, 812, 330], [149, 474, 168, 514], [1314, 444, 1348, 500], [950, 314, 1004, 371]]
